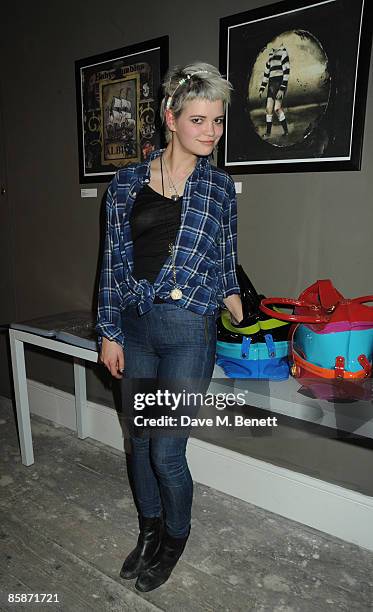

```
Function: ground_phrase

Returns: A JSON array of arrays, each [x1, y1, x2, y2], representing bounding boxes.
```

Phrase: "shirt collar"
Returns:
[[135, 148, 210, 183]]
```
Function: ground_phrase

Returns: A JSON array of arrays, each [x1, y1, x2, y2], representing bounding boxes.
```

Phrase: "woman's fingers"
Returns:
[[100, 339, 125, 379], [118, 351, 125, 375], [110, 358, 123, 379]]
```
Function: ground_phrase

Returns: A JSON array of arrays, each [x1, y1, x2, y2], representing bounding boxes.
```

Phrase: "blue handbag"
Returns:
[[216, 265, 290, 379], [294, 325, 373, 374], [216, 333, 290, 380]]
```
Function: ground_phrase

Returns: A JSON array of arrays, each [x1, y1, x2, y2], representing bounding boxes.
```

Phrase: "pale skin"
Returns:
[[100, 97, 243, 378]]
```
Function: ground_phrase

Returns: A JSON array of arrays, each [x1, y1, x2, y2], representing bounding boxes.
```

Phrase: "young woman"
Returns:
[[96, 62, 243, 592]]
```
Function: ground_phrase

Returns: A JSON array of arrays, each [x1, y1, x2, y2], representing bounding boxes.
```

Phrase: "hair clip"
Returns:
[[190, 70, 209, 75], [165, 74, 192, 110], [165, 70, 214, 112]]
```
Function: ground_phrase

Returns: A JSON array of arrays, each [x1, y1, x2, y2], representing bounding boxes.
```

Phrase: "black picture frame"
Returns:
[[75, 36, 169, 183], [219, 0, 372, 174]]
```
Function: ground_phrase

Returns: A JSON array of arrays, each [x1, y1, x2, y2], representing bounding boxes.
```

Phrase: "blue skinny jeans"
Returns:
[[121, 302, 217, 537]]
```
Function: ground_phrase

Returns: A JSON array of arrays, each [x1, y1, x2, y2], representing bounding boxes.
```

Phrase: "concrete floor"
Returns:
[[1, 402, 373, 612]]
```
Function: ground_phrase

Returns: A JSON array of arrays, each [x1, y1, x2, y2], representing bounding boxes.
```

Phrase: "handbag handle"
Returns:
[[350, 295, 373, 306], [317, 279, 342, 310], [259, 298, 331, 323]]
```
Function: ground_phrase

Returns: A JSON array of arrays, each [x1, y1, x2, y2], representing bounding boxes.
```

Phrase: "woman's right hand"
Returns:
[[100, 337, 125, 379]]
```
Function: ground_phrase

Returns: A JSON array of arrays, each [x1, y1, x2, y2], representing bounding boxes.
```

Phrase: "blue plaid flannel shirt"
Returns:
[[96, 149, 240, 350]]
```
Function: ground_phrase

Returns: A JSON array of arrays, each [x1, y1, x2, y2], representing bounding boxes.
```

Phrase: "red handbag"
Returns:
[[260, 279, 373, 329], [259, 280, 373, 400]]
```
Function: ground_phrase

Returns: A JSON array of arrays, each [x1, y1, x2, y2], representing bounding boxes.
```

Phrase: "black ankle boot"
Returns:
[[135, 527, 190, 592], [119, 515, 162, 580]]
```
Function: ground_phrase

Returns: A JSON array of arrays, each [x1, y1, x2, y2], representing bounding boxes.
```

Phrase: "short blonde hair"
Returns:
[[160, 61, 233, 143]]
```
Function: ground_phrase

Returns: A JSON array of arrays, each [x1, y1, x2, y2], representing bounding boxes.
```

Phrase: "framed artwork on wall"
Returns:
[[219, 0, 372, 174], [75, 36, 169, 183]]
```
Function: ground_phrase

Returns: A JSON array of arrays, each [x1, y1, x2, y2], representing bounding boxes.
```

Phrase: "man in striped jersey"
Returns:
[[259, 44, 290, 137]]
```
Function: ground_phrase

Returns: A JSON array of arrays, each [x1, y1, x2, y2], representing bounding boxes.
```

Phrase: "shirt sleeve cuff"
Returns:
[[96, 322, 125, 352], [222, 286, 241, 299]]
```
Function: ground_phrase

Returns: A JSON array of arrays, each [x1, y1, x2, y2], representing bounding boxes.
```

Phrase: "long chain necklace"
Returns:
[[160, 154, 183, 301], [164, 165, 180, 202]]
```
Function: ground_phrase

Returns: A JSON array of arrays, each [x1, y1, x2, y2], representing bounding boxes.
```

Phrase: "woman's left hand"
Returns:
[[223, 294, 244, 325]]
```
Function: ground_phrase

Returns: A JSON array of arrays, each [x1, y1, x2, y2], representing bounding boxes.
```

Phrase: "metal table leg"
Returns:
[[74, 357, 89, 439], [9, 329, 34, 466]]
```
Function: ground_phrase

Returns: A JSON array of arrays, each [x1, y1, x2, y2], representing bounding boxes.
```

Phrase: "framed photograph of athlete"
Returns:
[[75, 36, 169, 183], [219, 0, 372, 173]]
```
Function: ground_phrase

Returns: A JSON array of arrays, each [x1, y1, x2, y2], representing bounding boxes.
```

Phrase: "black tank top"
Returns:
[[130, 184, 182, 283]]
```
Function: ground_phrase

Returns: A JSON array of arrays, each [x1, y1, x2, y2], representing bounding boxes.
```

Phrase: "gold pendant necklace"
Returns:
[[168, 243, 183, 300], [170, 288, 183, 300], [161, 155, 183, 300]]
